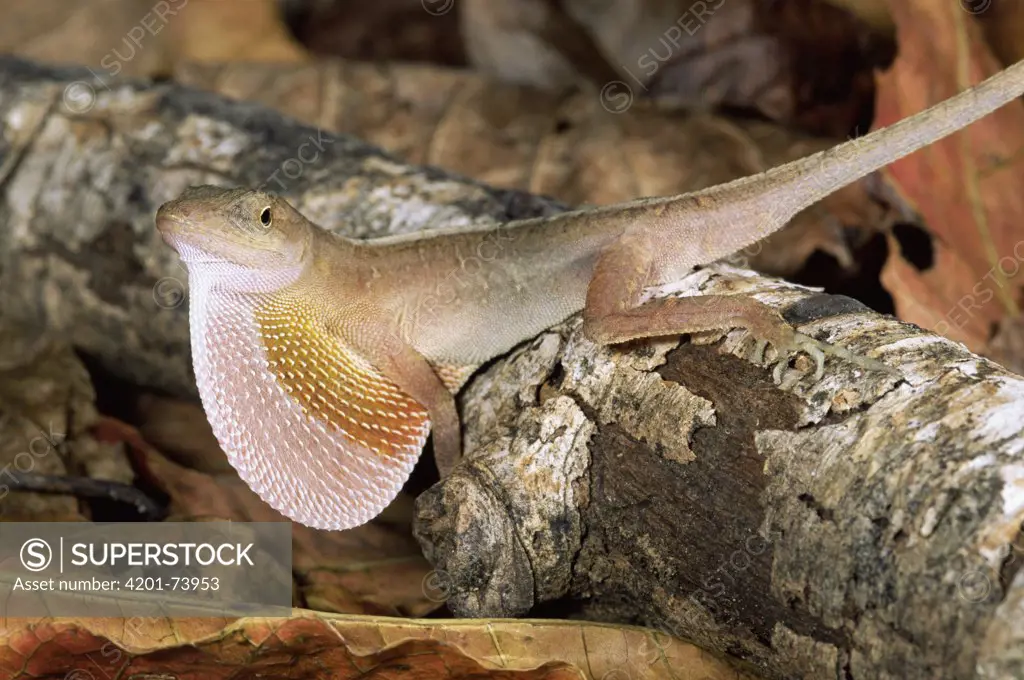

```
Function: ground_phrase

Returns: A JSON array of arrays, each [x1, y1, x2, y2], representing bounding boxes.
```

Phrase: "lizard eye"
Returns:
[[259, 206, 272, 228]]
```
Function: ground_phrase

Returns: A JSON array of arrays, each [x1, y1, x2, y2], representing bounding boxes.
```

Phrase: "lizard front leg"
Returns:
[[581, 233, 830, 380], [360, 331, 462, 477]]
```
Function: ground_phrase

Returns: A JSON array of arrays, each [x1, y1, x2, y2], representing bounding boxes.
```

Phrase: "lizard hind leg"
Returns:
[[581, 239, 826, 380]]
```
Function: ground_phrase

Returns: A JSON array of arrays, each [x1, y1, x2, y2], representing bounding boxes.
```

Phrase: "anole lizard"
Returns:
[[157, 59, 1024, 531]]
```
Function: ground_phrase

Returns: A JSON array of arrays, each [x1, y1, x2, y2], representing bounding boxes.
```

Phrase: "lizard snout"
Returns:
[[155, 204, 188, 249]]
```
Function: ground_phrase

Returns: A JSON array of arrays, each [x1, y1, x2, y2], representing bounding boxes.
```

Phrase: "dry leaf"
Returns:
[[988, 313, 1024, 375], [0, 0, 306, 82], [460, 0, 880, 134], [0, 0, 174, 78], [461, 0, 617, 90], [293, 0, 465, 66], [167, 0, 308, 64], [876, 2, 1024, 351], [0, 331, 118, 520], [975, 0, 1024, 66], [0, 613, 757, 679], [757, 0, 886, 136], [134, 393, 233, 473]]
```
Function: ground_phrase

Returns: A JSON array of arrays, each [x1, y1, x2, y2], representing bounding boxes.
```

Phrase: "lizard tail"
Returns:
[[545, 59, 1024, 275], [757, 57, 1024, 218], [704, 57, 1024, 258]]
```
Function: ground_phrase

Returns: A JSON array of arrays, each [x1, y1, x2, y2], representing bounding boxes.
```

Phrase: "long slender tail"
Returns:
[[695, 57, 1024, 258], [517, 58, 1024, 274], [757, 58, 1024, 215]]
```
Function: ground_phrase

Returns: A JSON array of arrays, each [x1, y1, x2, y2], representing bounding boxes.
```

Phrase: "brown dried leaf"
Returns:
[[461, 0, 880, 134], [167, 0, 308, 64], [0, 613, 756, 679], [988, 313, 1024, 376], [757, 0, 886, 136], [134, 394, 232, 474], [0, 0, 174, 78], [461, 0, 618, 90], [975, 0, 1024, 66], [876, 2, 1024, 351], [294, 0, 465, 66], [0, 329, 122, 520], [0, 0, 306, 81]]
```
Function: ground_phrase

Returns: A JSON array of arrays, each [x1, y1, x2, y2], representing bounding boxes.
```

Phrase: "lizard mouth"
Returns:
[[155, 212, 227, 265], [155, 211, 189, 251]]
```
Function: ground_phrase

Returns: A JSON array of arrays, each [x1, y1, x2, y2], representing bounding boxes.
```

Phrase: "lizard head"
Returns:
[[155, 185, 428, 532], [156, 185, 312, 286]]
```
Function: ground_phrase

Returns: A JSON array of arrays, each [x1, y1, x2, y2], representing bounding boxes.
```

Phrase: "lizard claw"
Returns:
[[769, 332, 826, 384], [732, 311, 898, 385], [757, 330, 898, 385]]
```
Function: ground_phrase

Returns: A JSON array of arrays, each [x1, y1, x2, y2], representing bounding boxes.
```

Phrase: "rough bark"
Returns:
[[1, 57, 1022, 679], [415, 273, 1024, 679]]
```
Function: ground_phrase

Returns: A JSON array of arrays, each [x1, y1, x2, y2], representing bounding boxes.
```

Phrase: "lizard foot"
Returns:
[[748, 331, 897, 385]]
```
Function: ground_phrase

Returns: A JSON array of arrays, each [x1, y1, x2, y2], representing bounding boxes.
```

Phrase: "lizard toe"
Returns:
[[767, 332, 826, 384], [750, 337, 770, 364], [794, 333, 827, 380]]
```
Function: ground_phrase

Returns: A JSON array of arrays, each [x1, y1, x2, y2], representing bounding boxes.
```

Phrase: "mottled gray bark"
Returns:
[[1, 57, 1022, 680], [415, 270, 1024, 679]]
